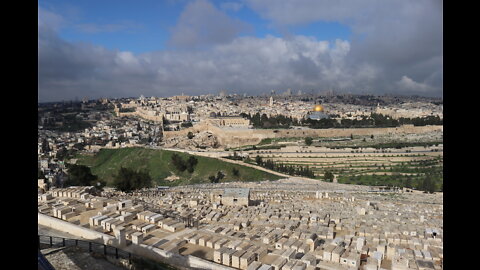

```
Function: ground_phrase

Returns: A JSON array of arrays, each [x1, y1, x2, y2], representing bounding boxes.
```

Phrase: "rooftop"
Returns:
[[224, 188, 250, 198]]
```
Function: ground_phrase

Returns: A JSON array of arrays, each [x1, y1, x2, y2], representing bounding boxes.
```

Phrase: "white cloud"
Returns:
[[245, 0, 443, 94], [168, 0, 251, 49], [38, 2, 442, 102], [115, 51, 141, 68], [38, 7, 64, 29], [74, 21, 143, 34], [39, 23, 383, 101], [396, 76, 433, 92], [220, 2, 244, 12]]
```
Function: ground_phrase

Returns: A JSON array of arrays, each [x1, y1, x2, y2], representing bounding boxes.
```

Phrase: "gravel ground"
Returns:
[[38, 224, 82, 239], [42, 246, 128, 270]]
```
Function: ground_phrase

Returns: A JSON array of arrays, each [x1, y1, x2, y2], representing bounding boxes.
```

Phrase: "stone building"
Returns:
[[211, 188, 251, 206], [208, 116, 251, 128], [165, 110, 190, 122]]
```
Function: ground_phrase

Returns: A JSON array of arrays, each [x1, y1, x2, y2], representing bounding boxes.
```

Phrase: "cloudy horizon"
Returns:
[[38, 0, 443, 102]]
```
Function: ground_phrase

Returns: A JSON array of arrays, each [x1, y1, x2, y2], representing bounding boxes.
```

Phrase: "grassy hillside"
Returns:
[[75, 147, 282, 186]]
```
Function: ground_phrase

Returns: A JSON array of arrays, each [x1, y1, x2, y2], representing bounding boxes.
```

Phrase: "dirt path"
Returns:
[[159, 147, 291, 178]]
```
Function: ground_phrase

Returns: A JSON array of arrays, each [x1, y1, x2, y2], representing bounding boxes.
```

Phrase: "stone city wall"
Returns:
[[164, 123, 443, 148], [116, 111, 136, 118], [135, 113, 164, 122], [272, 124, 443, 138], [115, 107, 164, 122]]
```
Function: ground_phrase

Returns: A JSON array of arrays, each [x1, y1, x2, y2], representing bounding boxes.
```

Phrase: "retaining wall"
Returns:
[[38, 213, 115, 245], [127, 243, 235, 270], [39, 213, 234, 270]]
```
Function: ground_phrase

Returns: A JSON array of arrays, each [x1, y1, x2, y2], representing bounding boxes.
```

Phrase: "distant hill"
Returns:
[[75, 147, 281, 186]]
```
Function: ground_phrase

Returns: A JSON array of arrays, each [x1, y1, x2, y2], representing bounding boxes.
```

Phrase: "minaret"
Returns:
[[269, 96, 274, 106]]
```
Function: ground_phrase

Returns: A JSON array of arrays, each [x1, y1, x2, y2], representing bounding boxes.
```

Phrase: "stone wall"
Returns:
[[39, 213, 234, 270], [271, 125, 443, 139], [187, 254, 236, 270], [38, 213, 115, 245], [116, 111, 136, 118], [222, 196, 250, 207], [136, 108, 165, 122], [115, 107, 164, 122], [163, 124, 443, 148], [127, 243, 235, 270]]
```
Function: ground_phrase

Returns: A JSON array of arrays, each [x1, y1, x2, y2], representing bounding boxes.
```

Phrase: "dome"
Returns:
[[314, 104, 324, 112]]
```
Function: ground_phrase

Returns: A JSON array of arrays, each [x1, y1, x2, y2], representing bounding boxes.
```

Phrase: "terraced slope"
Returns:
[[248, 145, 443, 191]]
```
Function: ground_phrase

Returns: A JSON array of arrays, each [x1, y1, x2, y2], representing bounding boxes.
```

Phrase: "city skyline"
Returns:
[[38, 0, 443, 102]]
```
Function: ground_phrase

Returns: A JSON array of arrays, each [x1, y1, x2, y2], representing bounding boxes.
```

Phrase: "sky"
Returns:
[[38, 0, 443, 102]]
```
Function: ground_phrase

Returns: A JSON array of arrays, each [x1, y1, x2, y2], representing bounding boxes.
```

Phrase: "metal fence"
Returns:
[[38, 235, 132, 263]]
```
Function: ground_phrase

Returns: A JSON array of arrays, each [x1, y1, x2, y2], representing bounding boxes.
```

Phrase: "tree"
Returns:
[[216, 171, 225, 182], [324, 171, 334, 182], [41, 138, 50, 153], [171, 153, 187, 172], [187, 131, 194, 139], [305, 137, 313, 146], [186, 156, 198, 173], [421, 175, 436, 193], [113, 167, 152, 192], [56, 146, 68, 160], [208, 175, 217, 183], [38, 168, 46, 179], [65, 164, 100, 187], [232, 167, 240, 177], [405, 177, 413, 189], [208, 171, 225, 183], [171, 154, 198, 173], [73, 142, 85, 150], [255, 155, 263, 165]]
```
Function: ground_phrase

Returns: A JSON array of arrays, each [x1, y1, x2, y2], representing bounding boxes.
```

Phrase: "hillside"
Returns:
[[75, 147, 282, 186]]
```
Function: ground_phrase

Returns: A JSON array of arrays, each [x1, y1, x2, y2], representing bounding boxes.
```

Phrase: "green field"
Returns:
[[75, 147, 281, 186]]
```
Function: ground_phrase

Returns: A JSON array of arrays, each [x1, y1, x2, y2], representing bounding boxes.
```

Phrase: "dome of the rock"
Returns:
[[314, 104, 324, 112]]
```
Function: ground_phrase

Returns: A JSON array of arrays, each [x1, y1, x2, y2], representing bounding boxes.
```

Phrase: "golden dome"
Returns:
[[314, 104, 324, 112]]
